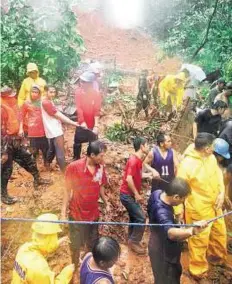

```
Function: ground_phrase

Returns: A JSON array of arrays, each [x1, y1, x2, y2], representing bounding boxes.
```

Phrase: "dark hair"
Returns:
[[44, 84, 57, 93], [87, 140, 107, 156], [212, 100, 228, 110], [217, 78, 226, 85], [156, 132, 169, 146], [92, 236, 121, 265], [133, 137, 147, 152], [165, 177, 191, 198], [195, 132, 215, 150]]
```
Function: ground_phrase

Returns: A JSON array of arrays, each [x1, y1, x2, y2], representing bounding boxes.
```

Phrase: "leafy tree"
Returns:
[[1, 0, 85, 89]]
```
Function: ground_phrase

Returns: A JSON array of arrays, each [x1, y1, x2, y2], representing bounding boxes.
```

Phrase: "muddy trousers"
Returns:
[[1, 146, 40, 196], [73, 127, 97, 160], [148, 249, 182, 284], [47, 135, 66, 172], [186, 209, 227, 277], [29, 137, 49, 165], [69, 216, 99, 267]]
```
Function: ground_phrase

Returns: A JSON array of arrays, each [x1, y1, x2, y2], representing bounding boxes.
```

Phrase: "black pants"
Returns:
[[30, 137, 49, 164], [73, 127, 97, 160], [149, 248, 182, 284], [1, 144, 39, 196]]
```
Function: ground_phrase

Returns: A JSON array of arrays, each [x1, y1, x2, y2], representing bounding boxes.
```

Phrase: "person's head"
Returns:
[[87, 140, 107, 164], [212, 100, 228, 115], [31, 213, 62, 256], [175, 72, 185, 87], [26, 63, 39, 79], [157, 133, 172, 150], [79, 71, 95, 89], [133, 137, 149, 154], [165, 178, 191, 206], [181, 68, 190, 78], [217, 78, 226, 91], [89, 62, 102, 78], [0, 86, 16, 98], [213, 138, 230, 163], [225, 82, 232, 96], [30, 85, 41, 101], [194, 132, 215, 156], [44, 85, 57, 100], [92, 237, 120, 270]]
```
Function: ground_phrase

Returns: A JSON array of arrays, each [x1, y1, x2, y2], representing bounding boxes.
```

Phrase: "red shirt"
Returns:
[[65, 158, 107, 221], [21, 101, 45, 137], [75, 87, 102, 129], [42, 99, 57, 116], [120, 155, 143, 196]]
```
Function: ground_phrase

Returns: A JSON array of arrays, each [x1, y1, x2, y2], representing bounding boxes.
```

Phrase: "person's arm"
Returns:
[[144, 150, 160, 179], [192, 122, 197, 140], [18, 80, 26, 107], [126, 175, 142, 202], [18, 104, 28, 136], [215, 163, 225, 210], [100, 185, 110, 211], [173, 149, 179, 174], [75, 90, 85, 125], [61, 165, 73, 220], [54, 111, 78, 127], [93, 116, 100, 134]]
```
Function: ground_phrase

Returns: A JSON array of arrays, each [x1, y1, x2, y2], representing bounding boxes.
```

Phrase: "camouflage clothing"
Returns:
[[136, 72, 151, 117]]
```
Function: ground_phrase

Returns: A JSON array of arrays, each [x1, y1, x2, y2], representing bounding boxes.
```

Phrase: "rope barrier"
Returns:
[[1, 210, 232, 227]]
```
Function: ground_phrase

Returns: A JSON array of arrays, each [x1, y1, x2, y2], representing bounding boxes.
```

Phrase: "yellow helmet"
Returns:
[[32, 213, 62, 235], [26, 63, 39, 74]]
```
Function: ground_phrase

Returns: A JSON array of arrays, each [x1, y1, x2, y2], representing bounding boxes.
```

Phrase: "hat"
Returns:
[[89, 62, 102, 74], [32, 213, 62, 235], [214, 138, 230, 159], [80, 71, 96, 83], [175, 72, 186, 81], [0, 86, 16, 97], [27, 63, 39, 74]]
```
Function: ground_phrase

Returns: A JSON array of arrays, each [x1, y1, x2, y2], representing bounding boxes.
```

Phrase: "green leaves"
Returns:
[[1, 0, 84, 89]]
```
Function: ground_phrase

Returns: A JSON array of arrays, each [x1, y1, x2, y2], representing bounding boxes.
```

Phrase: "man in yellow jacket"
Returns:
[[178, 132, 227, 280], [159, 72, 186, 112], [18, 63, 46, 107], [11, 214, 74, 283]]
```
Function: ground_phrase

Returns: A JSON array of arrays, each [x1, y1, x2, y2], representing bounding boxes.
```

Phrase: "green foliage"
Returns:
[[1, 0, 85, 89], [104, 92, 136, 106], [223, 59, 232, 82], [105, 123, 128, 142]]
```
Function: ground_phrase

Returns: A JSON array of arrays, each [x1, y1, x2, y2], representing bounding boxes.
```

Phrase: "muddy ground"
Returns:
[[1, 104, 232, 284]]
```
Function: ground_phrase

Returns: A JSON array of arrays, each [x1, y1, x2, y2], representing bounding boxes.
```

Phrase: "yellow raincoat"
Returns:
[[178, 144, 227, 276], [11, 233, 73, 284], [159, 72, 186, 108], [18, 63, 46, 107]]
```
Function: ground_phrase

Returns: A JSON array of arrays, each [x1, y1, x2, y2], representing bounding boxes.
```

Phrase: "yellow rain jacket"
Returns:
[[11, 233, 73, 284], [18, 63, 46, 107], [159, 72, 186, 108], [177, 144, 227, 276]]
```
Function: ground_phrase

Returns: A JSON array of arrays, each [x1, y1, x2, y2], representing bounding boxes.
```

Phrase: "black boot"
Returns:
[[1, 188, 17, 205], [33, 177, 52, 190]]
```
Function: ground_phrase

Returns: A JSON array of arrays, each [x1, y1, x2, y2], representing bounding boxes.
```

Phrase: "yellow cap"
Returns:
[[27, 63, 39, 74], [32, 214, 62, 235], [175, 72, 186, 81]]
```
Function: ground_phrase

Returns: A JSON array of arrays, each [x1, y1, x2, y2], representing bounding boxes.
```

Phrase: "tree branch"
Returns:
[[192, 0, 219, 59]]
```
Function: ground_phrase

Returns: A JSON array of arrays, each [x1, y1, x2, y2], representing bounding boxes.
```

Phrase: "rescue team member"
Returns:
[[1, 87, 50, 205], [219, 118, 232, 165], [207, 78, 226, 107], [213, 138, 230, 166], [193, 100, 228, 139], [18, 63, 46, 107], [158, 72, 186, 113], [148, 178, 208, 284], [135, 70, 151, 118], [62, 141, 109, 281], [144, 133, 178, 193], [120, 137, 152, 255], [19, 85, 49, 167], [178, 133, 227, 280], [80, 237, 120, 284], [73, 72, 102, 160], [88, 61, 102, 92], [11, 214, 74, 283], [41, 85, 78, 172]]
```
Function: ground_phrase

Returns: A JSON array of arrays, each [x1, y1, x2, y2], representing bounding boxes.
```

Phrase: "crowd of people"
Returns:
[[1, 62, 232, 284]]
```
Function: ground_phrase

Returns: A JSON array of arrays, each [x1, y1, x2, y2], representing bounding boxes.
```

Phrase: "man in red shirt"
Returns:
[[19, 85, 49, 166], [73, 72, 102, 160], [62, 140, 109, 280], [120, 137, 151, 255]]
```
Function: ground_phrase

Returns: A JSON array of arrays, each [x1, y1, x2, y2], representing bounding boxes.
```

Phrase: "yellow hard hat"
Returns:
[[27, 63, 39, 74], [32, 213, 62, 235], [175, 72, 186, 81]]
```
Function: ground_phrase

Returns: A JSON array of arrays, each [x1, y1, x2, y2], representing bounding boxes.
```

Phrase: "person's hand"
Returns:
[[1, 153, 8, 165], [135, 193, 143, 203], [18, 128, 24, 137], [80, 122, 87, 129], [215, 192, 225, 210], [152, 169, 160, 179], [192, 220, 208, 235], [93, 126, 99, 135]]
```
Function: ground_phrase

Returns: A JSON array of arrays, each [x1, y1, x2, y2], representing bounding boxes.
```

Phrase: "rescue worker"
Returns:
[[11, 213, 74, 283], [178, 133, 227, 280], [135, 70, 151, 118], [207, 78, 226, 107], [159, 72, 186, 113], [18, 63, 46, 107], [219, 118, 232, 165], [1, 86, 50, 205], [214, 82, 232, 118], [213, 138, 230, 165]]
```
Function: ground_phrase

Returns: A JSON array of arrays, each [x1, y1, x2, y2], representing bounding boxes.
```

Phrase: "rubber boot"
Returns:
[[33, 177, 52, 190], [1, 187, 17, 205]]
